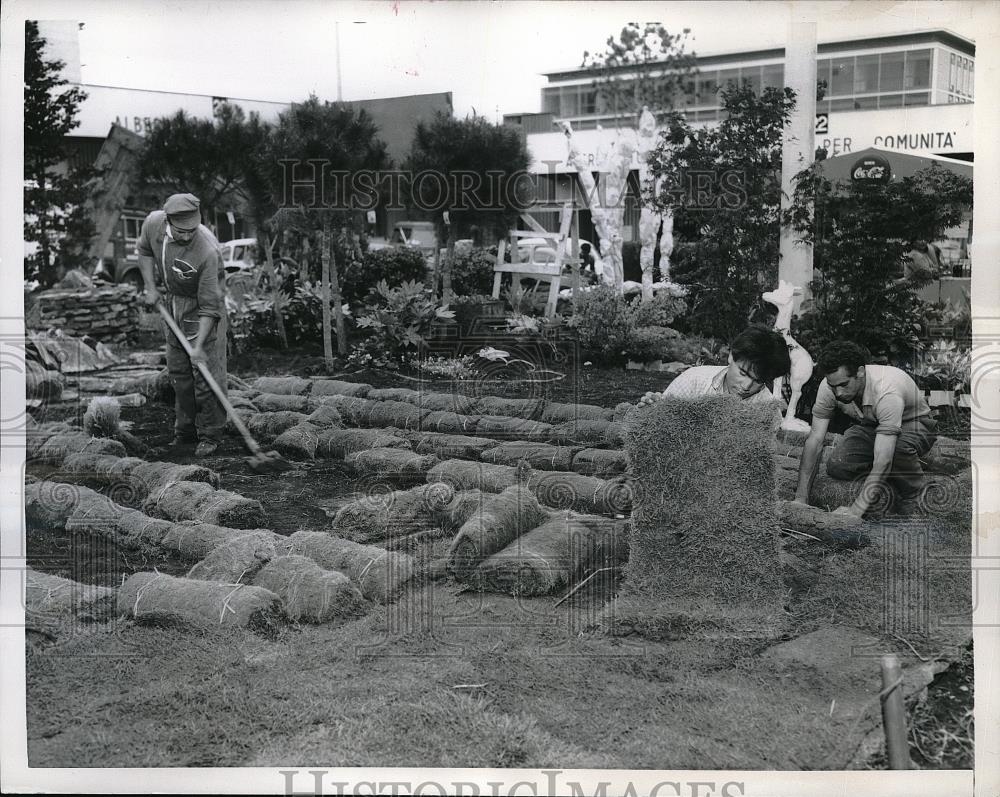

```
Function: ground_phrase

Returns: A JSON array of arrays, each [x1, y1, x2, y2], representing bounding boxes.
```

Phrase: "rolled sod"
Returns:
[[393, 430, 498, 460], [923, 436, 971, 475], [118, 571, 282, 633], [227, 391, 259, 412], [612, 402, 638, 424], [777, 500, 870, 548], [288, 531, 416, 603], [128, 460, 221, 493], [159, 521, 274, 561], [471, 511, 628, 596], [305, 404, 344, 428], [420, 410, 478, 435], [25, 422, 77, 457], [366, 387, 422, 403], [32, 433, 127, 465], [473, 396, 546, 420], [317, 428, 411, 460], [309, 379, 371, 398], [186, 531, 287, 582], [243, 411, 310, 440], [526, 470, 627, 515], [571, 448, 629, 477], [447, 485, 547, 579], [364, 400, 429, 430], [24, 480, 105, 531], [427, 460, 519, 493], [547, 419, 623, 447], [541, 401, 615, 424], [480, 441, 579, 471], [273, 422, 323, 460], [332, 482, 455, 543], [251, 376, 312, 395], [307, 395, 373, 426], [345, 447, 439, 480], [26, 568, 116, 624], [252, 393, 311, 413], [145, 481, 266, 529], [417, 392, 478, 415], [608, 396, 784, 640], [431, 488, 487, 533], [67, 498, 175, 551], [26, 363, 64, 401], [474, 416, 553, 440], [252, 555, 367, 623]]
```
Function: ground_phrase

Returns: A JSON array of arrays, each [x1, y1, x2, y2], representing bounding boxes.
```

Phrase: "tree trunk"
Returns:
[[330, 226, 348, 356], [261, 232, 288, 349], [320, 218, 334, 370], [442, 227, 456, 306]]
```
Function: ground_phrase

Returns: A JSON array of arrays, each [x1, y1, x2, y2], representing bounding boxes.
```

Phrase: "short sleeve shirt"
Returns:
[[812, 364, 931, 435], [136, 210, 223, 319], [663, 365, 777, 403]]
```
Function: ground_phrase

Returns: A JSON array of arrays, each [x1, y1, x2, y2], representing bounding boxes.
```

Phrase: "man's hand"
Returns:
[[790, 497, 811, 509], [142, 287, 161, 307], [833, 504, 865, 519], [637, 391, 664, 408], [189, 344, 208, 366]]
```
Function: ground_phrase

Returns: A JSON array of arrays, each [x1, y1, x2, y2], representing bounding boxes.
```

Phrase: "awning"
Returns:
[[815, 146, 972, 183]]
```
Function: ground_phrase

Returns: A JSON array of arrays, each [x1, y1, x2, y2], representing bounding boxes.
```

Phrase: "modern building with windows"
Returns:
[[503, 29, 974, 253]]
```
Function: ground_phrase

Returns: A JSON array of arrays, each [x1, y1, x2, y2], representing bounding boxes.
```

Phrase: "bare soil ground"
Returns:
[[24, 346, 974, 769]]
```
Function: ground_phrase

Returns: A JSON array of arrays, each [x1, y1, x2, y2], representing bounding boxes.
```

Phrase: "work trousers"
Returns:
[[163, 311, 228, 443], [825, 418, 937, 498]]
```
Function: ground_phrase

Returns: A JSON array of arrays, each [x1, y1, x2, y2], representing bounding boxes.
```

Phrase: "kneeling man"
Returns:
[[794, 340, 936, 517]]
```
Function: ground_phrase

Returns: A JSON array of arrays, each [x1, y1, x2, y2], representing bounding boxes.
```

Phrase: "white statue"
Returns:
[[761, 280, 813, 434], [635, 107, 674, 298]]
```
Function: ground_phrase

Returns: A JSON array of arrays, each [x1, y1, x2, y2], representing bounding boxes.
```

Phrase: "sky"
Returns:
[[8, 0, 985, 121]]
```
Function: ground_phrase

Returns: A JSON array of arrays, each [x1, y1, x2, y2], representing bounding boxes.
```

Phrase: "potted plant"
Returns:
[[912, 340, 971, 407]]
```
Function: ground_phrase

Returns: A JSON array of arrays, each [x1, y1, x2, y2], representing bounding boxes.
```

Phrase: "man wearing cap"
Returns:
[[137, 193, 227, 456]]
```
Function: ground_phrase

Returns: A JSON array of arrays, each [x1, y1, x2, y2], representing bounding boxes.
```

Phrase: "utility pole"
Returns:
[[778, 3, 818, 311]]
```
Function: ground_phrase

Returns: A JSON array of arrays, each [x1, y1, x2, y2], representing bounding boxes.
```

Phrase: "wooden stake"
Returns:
[[320, 218, 334, 370], [880, 653, 912, 769]]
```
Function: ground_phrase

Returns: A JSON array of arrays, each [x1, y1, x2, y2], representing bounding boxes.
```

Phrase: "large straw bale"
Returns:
[[447, 485, 547, 578], [310, 379, 371, 398], [471, 511, 628, 596], [421, 410, 478, 434], [307, 395, 373, 425], [474, 415, 552, 440], [547, 419, 622, 447], [252, 555, 367, 622], [472, 396, 546, 420], [427, 459, 519, 493], [609, 396, 784, 640], [25, 568, 116, 624], [187, 530, 286, 582], [395, 430, 497, 460], [365, 400, 428, 430], [332, 482, 454, 543], [288, 531, 416, 603], [345, 447, 438, 479], [24, 480, 104, 531], [273, 422, 323, 460], [366, 387, 422, 403], [571, 448, 629, 477], [244, 411, 310, 440], [305, 404, 344, 428], [145, 481, 266, 528], [480, 441, 579, 471], [418, 392, 478, 414], [541, 401, 615, 424], [317, 428, 411, 460], [251, 376, 311, 395], [118, 571, 282, 632], [252, 393, 311, 413]]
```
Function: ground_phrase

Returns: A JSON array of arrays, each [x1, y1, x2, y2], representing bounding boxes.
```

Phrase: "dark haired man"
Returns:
[[638, 326, 791, 406], [793, 340, 935, 517], [137, 193, 227, 457]]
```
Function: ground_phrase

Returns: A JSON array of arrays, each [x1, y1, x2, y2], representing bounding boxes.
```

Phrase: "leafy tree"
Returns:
[[785, 163, 972, 359], [647, 84, 796, 340], [24, 21, 95, 286], [404, 112, 531, 303], [266, 96, 390, 365], [581, 22, 697, 125]]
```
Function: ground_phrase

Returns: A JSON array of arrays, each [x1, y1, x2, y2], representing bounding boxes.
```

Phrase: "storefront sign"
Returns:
[[850, 154, 892, 184]]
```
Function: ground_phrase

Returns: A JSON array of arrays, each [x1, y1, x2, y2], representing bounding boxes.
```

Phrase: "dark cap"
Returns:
[[163, 193, 201, 229]]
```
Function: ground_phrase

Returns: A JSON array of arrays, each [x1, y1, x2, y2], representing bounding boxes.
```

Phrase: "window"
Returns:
[[740, 65, 762, 95], [696, 72, 718, 104], [542, 89, 560, 115], [853, 96, 878, 110], [880, 51, 905, 92], [970, 62, 974, 97], [855, 54, 880, 93], [879, 93, 904, 108], [830, 57, 854, 95], [580, 89, 597, 114], [949, 52, 956, 92], [560, 88, 579, 117], [717, 68, 740, 91], [962, 58, 970, 96], [762, 63, 783, 90], [904, 92, 930, 107], [904, 50, 931, 89]]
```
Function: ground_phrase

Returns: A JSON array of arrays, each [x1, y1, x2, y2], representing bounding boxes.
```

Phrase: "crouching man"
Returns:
[[794, 340, 936, 517]]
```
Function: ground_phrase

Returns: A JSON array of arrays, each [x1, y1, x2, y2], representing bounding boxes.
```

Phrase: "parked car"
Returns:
[[219, 237, 258, 275], [389, 221, 438, 258], [515, 237, 607, 281]]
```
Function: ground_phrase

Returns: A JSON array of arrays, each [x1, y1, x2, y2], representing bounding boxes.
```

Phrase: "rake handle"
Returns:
[[155, 302, 263, 456]]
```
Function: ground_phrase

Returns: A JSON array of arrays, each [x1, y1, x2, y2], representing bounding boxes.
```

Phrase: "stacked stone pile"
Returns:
[[34, 285, 139, 344]]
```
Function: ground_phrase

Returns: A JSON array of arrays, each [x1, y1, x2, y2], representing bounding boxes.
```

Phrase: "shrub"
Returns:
[[353, 280, 455, 366], [628, 326, 681, 362], [451, 247, 498, 296], [340, 247, 427, 305], [567, 285, 634, 363], [632, 289, 687, 328]]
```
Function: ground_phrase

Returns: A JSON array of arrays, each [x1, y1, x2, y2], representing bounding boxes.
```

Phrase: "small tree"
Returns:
[[785, 163, 973, 359], [404, 112, 531, 303], [24, 21, 95, 286], [647, 84, 796, 340]]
